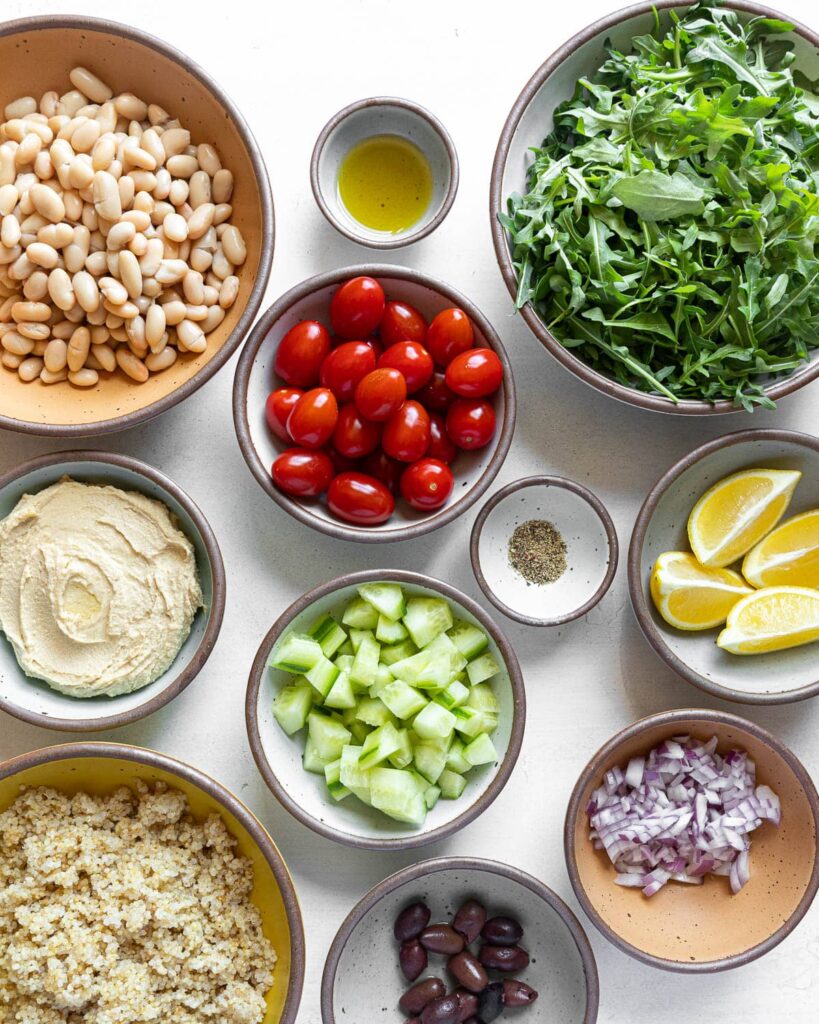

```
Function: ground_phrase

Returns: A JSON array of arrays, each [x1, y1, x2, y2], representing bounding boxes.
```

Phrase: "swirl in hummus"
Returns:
[[0, 477, 203, 698]]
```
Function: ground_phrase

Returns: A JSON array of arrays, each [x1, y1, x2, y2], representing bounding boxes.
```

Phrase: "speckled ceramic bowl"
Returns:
[[321, 856, 599, 1024], [246, 570, 525, 851], [0, 450, 225, 731], [629, 429, 819, 704], [0, 741, 305, 1024], [565, 709, 819, 972], [470, 476, 618, 626], [310, 97, 458, 248]]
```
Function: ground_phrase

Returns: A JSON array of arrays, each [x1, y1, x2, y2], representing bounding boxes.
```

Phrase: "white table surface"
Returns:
[[1, 1, 818, 1020]]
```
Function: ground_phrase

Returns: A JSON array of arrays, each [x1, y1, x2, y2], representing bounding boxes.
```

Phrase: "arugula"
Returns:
[[502, 1, 819, 408]]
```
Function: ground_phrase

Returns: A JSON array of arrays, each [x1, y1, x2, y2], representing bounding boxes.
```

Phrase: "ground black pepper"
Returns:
[[508, 519, 567, 585]]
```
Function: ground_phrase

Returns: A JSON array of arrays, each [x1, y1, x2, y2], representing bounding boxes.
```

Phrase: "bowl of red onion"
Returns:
[[564, 708, 819, 972]]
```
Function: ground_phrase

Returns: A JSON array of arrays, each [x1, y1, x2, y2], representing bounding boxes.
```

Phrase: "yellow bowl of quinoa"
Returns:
[[0, 742, 305, 1024]]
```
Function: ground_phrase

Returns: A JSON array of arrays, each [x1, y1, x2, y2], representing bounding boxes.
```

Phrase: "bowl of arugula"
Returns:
[[491, 0, 819, 414]]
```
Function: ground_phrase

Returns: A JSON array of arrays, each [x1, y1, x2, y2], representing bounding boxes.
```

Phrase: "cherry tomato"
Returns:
[[400, 458, 455, 510], [445, 348, 503, 398], [426, 308, 474, 367], [286, 387, 338, 448], [274, 320, 331, 387], [415, 370, 457, 412], [330, 276, 385, 339], [382, 400, 430, 462], [446, 398, 496, 450], [271, 448, 333, 497], [333, 404, 382, 459], [354, 368, 407, 422], [379, 300, 427, 346], [378, 341, 433, 394], [328, 472, 395, 525], [361, 450, 403, 493], [265, 387, 302, 441], [427, 412, 457, 463], [320, 341, 376, 401]]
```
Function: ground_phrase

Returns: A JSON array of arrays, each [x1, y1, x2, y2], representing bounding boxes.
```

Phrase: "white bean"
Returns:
[[69, 67, 112, 105]]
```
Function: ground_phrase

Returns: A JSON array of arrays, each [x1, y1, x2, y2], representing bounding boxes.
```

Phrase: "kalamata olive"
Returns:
[[454, 989, 479, 1022], [420, 924, 465, 955], [395, 902, 432, 942], [447, 950, 488, 994], [399, 978, 446, 1015], [452, 899, 486, 943], [478, 944, 530, 972], [481, 916, 523, 946], [421, 994, 460, 1024], [477, 982, 504, 1023], [400, 939, 428, 982], [404, 1019, 421, 1024], [502, 979, 539, 1007]]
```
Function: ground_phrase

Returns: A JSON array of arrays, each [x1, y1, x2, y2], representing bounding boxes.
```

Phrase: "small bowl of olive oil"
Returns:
[[311, 97, 459, 249]]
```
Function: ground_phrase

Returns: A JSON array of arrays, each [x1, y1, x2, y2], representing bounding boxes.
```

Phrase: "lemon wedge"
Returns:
[[688, 468, 801, 568], [650, 551, 753, 630], [717, 586, 819, 655], [742, 509, 819, 589]]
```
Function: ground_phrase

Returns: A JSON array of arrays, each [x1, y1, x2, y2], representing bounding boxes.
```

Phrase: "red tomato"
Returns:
[[400, 458, 455, 510], [379, 300, 427, 346], [446, 398, 496, 450], [382, 400, 430, 462], [427, 412, 457, 463], [328, 472, 395, 525], [320, 341, 376, 401], [330, 277, 385, 339], [286, 388, 338, 448], [271, 449, 333, 497], [426, 308, 474, 367], [274, 320, 331, 387], [361, 450, 403, 492], [265, 387, 302, 441], [415, 370, 457, 412], [333, 404, 382, 459], [378, 341, 433, 394], [445, 348, 503, 398], [354, 368, 407, 422]]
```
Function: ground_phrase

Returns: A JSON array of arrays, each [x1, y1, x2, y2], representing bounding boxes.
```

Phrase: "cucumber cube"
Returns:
[[307, 615, 347, 657], [335, 654, 354, 673], [349, 720, 371, 745], [304, 655, 340, 698], [358, 582, 406, 621], [379, 680, 427, 720], [342, 597, 379, 630], [324, 671, 356, 710], [448, 620, 489, 659], [467, 682, 499, 714], [389, 649, 450, 691], [356, 697, 395, 728], [413, 701, 456, 741], [466, 651, 500, 685], [270, 634, 323, 674], [376, 614, 409, 645], [438, 769, 467, 800], [272, 683, 313, 735], [445, 737, 471, 774], [336, 639, 354, 657], [348, 628, 372, 653], [452, 706, 487, 739], [367, 663, 394, 698], [413, 741, 448, 784], [359, 721, 403, 770], [464, 733, 498, 767], [380, 639, 418, 666], [435, 679, 470, 711], [339, 744, 372, 803], [369, 768, 427, 825], [403, 596, 454, 648], [303, 736, 332, 774], [307, 711, 352, 761], [424, 632, 466, 675], [351, 633, 381, 688], [324, 758, 350, 801], [424, 785, 441, 810], [388, 728, 413, 769]]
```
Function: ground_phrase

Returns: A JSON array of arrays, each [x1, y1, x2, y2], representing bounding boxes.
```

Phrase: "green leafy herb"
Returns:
[[502, 1, 819, 408]]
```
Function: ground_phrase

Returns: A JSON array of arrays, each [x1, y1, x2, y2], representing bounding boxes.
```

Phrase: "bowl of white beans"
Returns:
[[0, 15, 273, 437]]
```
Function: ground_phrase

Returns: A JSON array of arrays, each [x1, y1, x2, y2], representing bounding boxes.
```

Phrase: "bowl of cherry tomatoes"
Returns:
[[233, 266, 515, 541]]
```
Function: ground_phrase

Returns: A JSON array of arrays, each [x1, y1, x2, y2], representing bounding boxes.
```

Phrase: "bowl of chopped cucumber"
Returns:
[[246, 571, 525, 849]]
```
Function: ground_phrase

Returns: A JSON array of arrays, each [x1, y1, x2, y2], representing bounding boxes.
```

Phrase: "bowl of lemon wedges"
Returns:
[[629, 429, 819, 705]]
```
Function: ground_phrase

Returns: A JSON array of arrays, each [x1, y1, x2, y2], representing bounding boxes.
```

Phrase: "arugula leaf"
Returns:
[[612, 171, 706, 220]]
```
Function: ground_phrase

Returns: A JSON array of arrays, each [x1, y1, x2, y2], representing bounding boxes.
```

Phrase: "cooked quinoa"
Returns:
[[0, 781, 277, 1024]]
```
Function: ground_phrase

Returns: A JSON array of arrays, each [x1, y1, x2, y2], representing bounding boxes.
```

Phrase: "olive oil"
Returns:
[[338, 134, 433, 234]]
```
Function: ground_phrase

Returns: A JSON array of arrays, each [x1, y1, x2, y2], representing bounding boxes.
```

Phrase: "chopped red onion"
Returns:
[[588, 734, 780, 897]]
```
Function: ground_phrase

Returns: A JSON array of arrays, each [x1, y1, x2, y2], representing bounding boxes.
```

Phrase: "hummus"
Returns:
[[0, 477, 203, 698]]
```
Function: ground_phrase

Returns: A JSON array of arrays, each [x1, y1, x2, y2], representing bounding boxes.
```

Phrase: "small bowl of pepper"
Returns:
[[470, 476, 618, 627]]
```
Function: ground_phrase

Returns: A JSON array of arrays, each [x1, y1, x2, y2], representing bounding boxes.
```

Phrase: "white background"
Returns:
[[1, 1, 818, 1021]]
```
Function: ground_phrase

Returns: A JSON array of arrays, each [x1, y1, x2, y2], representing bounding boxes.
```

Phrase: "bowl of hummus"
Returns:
[[0, 451, 225, 730]]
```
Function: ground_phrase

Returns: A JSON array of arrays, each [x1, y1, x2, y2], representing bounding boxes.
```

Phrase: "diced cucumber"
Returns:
[[403, 596, 454, 648], [335, 654, 354, 673], [303, 735, 331, 774], [388, 728, 413, 769], [336, 639, 354, 657], [445, 737, 471, 774], [438, 769, 467, 800], [448, 619, 489, 660], [272, 683, 313, 735], [452, 705, 487, 739], [356, 697, 395, 728], [349, 720, 371, 745], [307, 615, 347, 658], [348, 628, 373, 653], [413, 701, 456, 741], [435, 679, 470, 711], [380, 639, 418, 666], [358, 582, 406, 621], [413, 741, 448, 784], [464, 733, 498, 767], [424, 632, 466, 675], [324, 671, 356, 710], [342, 597, 379, 630], [466, 651, 500, 685], [307, 711, 352, 761], [304, 655, 339, 698], [467, 682, 499, 714], [367, 663, 394, 698], [424, 785, 441, 810], [481, 713, 499, 736], [388, 648, 450, 691], [378, 680, 428, 720], [359, 721, 403, 770], [369, 767, 427, 825], [339, 744, 372, 803], [376, 614, 409, 645], [351, 633, 380, 688], [324, 758, 351, 801], [270, 634, 323, 674]]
